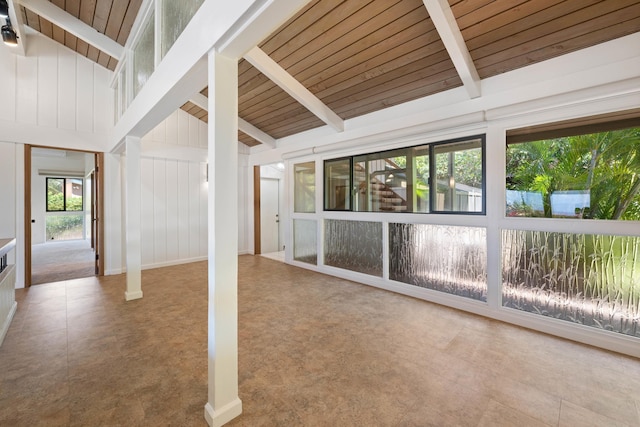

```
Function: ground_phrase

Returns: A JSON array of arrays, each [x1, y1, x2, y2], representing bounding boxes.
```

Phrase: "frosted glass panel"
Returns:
[[294, 162, 315, 213], [133, 13, 155, 97], [324, 220, 382, 276], [389, 224, 487, 301], [119, 67, 127, 115], [161, 0, 205, 58], [502, 230, 640, 337], [293, 219, 317, 265]]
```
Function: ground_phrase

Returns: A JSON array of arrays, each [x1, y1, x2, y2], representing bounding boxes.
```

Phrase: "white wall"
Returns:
[[138, 109, 209, 269], [139, 157, 208, 269], [0, 30, 114, 287], [0, 143, 16, 266], [0, 32, 112, 151], [139, 108, 251, 261]]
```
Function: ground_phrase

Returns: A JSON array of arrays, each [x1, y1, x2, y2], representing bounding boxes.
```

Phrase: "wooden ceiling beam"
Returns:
[[244, 46, 344, 132], [20, 0, 123, 59], [190, 92, 276, 148], [422, 0, 481, 99]]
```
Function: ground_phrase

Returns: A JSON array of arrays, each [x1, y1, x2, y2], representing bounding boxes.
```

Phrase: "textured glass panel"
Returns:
[[161, 0, 204, 58], [133, 13, 155, 97], [294, 162, 315, 213], [434, 139, 483, 213], [502, 230, 640, 337], [293, 219, 317, 265], [113, 78, 119, 122], [389, 223, 487, 301], [324, 158, 351, 210], [324, 220, 382, 276], [119, 66, 127, 114]]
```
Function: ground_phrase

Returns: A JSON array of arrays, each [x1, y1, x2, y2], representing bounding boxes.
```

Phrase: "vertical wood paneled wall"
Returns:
[[140, 108, 208, 268], [0, 32, 112, 137], [140, 157, 208, 268]]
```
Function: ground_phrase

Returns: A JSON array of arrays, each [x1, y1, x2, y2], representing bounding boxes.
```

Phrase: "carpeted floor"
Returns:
[[31, 240, 95, 285]]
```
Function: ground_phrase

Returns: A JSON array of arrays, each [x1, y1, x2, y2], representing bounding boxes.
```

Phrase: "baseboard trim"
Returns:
[[124, 290, 143, 301], [141, 256, 208, 271], [0, 301, 17, 347], [204, 398, 242, 427]]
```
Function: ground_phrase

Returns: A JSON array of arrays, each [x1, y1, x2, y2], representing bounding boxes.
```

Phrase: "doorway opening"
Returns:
[[25, 146, 104, 286], [254, 162, 285, 262]]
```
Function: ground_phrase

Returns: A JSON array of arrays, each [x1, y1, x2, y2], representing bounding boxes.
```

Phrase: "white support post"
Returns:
[[204, 51, 242, 426], [124, 136, 143, 301]]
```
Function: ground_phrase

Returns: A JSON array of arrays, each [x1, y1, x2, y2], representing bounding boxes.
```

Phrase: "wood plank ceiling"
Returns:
[[16, 0, 640, 148], [20, 0, 142, 70]]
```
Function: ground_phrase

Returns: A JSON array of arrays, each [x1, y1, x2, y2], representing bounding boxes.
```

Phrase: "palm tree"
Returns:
[[506, 127, 640, 220]]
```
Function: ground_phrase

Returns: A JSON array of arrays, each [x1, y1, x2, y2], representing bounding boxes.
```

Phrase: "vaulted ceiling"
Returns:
[[13, 0, 640, 147]]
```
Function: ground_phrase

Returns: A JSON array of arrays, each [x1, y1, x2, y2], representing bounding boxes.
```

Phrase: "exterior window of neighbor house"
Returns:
[[503, 122, 640, 338], [45, 178, 84, 241], [324, 135, 485, 214]]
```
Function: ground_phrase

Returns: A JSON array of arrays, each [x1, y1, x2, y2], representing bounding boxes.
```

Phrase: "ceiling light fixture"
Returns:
[[0, 0, 8, 19], [2, 17, 17, 47]]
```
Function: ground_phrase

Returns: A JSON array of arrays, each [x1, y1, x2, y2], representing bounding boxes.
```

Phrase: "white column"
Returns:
[[124, 136, 143, 301], [204, 51, 242, 426]]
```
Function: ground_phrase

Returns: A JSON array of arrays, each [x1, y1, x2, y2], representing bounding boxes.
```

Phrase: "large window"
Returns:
[[324, 135, 485, 214], [46, 177, 84, 241], [46, 178, 83, 212], [506, 126, 640, 220]]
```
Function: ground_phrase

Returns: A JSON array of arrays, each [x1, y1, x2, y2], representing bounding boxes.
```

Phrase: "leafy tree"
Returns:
[[506, 127, 640, 220]]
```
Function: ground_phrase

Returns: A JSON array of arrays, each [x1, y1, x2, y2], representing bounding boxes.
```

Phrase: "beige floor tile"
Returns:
[[478, 399, 553, 427], [1, 256, 639, 426], [488, 376, 561, 426], [559, 399, 631, 427]]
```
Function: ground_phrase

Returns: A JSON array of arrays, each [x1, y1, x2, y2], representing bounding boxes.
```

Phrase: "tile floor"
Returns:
[[0, 255, 639, 426]]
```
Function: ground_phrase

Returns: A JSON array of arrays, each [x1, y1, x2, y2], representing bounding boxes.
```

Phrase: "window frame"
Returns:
[[323, 156, 353, 211], [46, 177, 84, 213], [323, 135, 486, 215]]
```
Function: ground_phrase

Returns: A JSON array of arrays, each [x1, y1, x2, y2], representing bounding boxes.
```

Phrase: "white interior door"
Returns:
[[260, 178, 280, 253]]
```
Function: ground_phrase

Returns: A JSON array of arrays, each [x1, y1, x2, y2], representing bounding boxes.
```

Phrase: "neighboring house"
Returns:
[[0, 1, 639, 425]]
